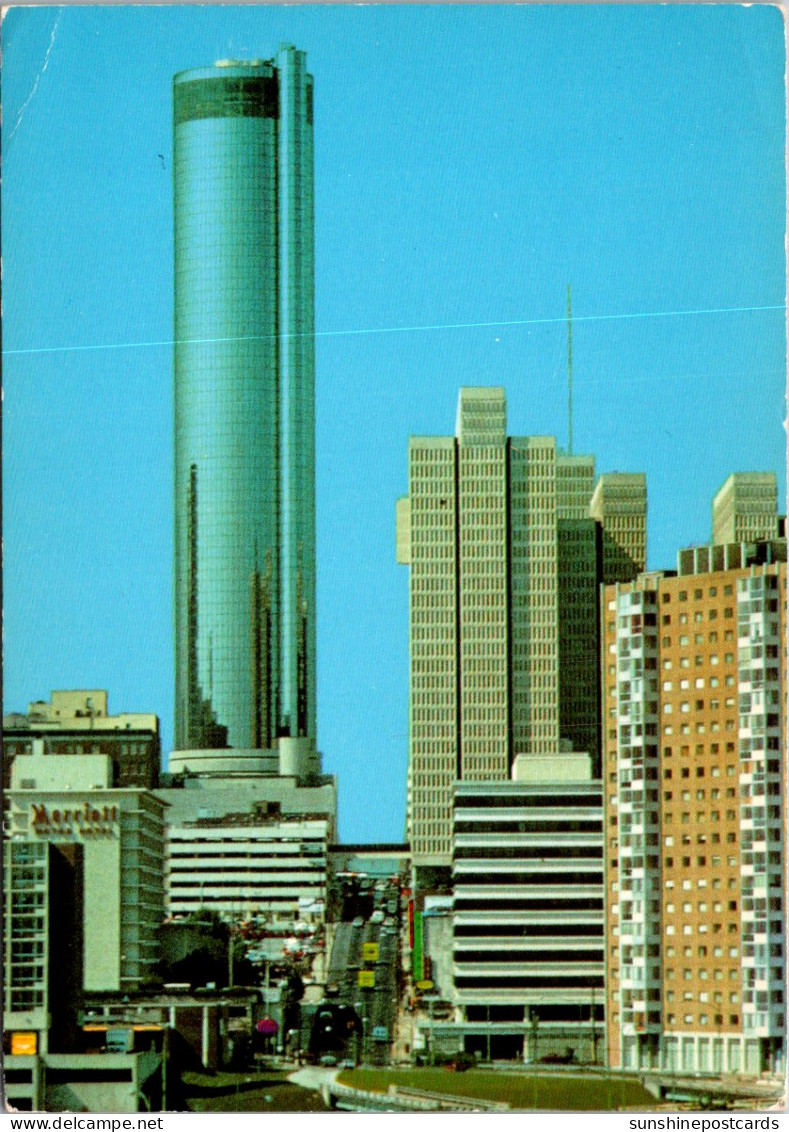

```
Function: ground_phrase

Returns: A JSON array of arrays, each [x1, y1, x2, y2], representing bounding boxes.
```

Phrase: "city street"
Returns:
[[326, 918, 399, 1065]]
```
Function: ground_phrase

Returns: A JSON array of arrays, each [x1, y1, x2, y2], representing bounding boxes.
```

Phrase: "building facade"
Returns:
[[3, 690, 160, 790], [3, 840, 83, 1057], [173, 46, 316, 753], [6, 748, 166, 995], [165, 809, 330, 927], [448, 771, 605, 1063], [157, 771, 336, 963], [603, 548, 786, 1076]]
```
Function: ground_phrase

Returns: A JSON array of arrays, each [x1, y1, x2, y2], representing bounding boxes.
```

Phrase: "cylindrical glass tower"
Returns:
[[173, 47, 315, 753]]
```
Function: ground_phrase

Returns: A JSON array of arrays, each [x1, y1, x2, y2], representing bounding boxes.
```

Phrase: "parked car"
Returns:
[[538, 1048, 576, 1065]]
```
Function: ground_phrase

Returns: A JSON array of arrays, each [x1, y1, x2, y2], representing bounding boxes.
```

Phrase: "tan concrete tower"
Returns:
[[712, 473, 779, 547]]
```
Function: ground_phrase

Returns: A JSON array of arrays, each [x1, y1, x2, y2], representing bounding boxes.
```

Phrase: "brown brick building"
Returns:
[[603, 543, 786, 1077], [3, 690, 160, 790]]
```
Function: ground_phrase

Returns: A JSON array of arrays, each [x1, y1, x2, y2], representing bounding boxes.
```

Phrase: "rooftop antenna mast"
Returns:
[[567, 283, 573, 455]]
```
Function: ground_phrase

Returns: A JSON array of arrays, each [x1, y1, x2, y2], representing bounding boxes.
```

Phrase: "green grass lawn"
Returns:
[[338, 1067, 657, 1111], [181, 1069, 330, 1113]]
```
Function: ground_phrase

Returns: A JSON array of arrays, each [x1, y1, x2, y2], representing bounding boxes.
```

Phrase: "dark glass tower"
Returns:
[[173, 47, 315, 752]]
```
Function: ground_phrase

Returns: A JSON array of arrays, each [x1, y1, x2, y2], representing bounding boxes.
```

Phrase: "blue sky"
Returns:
[[3, 4, 785, 842]]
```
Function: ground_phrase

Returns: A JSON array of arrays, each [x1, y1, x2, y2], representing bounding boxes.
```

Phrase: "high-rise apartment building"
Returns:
[[603, 540, 786, 1077], [397, 388, 645, 878], [173, 47, 315, 754], [712, 473, 779, 547]]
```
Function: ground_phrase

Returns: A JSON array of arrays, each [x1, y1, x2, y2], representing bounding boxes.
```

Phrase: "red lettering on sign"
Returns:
[[31, 804, 50, 827]]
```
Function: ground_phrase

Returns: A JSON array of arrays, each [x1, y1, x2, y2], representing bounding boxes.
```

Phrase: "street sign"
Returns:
[[372, 1026, 389, 1041], [357, 970, 375, 988], [362, 942, 379, 962], [106, 1029, 134, 1053]]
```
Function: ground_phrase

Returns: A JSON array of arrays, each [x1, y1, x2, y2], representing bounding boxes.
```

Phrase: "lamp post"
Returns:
[[591, 985, 598, 1066], [161, 1025, 168, 1112], [428, 998, 434, 1066], [354, 1001, 366, 1066]]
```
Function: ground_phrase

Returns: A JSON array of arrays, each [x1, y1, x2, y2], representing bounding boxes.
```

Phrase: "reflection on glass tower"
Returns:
[[173, 46, 315, 752]]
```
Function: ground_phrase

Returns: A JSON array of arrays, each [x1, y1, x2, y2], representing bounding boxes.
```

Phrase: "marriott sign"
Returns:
[[30, 801, 119, 837]]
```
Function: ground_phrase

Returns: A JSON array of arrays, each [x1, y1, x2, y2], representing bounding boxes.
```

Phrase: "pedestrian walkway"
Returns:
[[289, 1066, 339, 1091], [287, 1067, 508, 1113]]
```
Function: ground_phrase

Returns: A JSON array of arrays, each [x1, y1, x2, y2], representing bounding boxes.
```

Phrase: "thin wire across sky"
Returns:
[[3, 301, 785, 358]]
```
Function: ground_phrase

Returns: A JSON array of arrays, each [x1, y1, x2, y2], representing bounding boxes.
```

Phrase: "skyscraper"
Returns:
[[397, 387, 646, 881], [397, 389, 558, 878], [173, 47, 316, 754]]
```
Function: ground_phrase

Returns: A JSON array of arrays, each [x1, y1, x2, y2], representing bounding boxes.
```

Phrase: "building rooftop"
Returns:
[[4, 690, 158, 734]]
